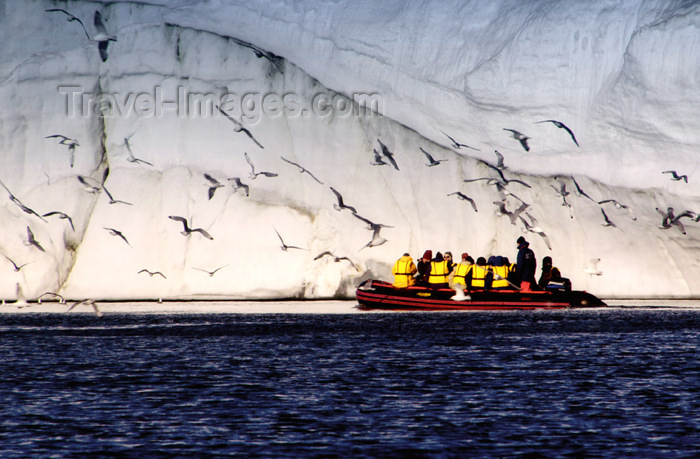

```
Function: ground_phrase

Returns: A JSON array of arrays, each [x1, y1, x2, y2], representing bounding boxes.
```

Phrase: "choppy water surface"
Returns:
[[1, 308, 698, 457]]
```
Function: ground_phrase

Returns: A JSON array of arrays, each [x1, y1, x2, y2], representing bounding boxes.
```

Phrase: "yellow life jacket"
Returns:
[[392, 256, 417, 288], [471, 264, 489, 288], [429, 260, 450, 285], [452, 263, 472, 286], [492, 265, 511, 288]]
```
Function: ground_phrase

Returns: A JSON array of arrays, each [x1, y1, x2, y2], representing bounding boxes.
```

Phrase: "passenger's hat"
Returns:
[[461, 252, 468, 259], [422, 250, 432, 259], [517, 236, 527, 245]]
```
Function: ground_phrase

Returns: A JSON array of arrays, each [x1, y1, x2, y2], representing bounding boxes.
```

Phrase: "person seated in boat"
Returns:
[[470, 256, 492, 290], [415, 250, 432, 286], [443, 251, 455, 273], [503, 256, 518, 286], [516, 236, 537, 291], [449, 252, 473, 289], [538, 256, 572, 291], [428, 252, 451, 289], [392, 253, 417, 288], [490, 256, 513, 289]]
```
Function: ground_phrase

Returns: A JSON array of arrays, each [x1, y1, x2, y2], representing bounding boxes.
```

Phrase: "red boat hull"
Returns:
[[356, 280, 606, 311]]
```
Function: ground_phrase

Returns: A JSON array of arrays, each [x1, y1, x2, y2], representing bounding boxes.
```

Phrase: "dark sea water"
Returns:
[[1, 308, 698, 457]]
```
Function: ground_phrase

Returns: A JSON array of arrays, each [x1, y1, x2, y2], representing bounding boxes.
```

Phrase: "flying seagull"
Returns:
[[359, 226, 388, 250], [377, 139, 399, 171], [25, 226, 45, 252], [66, 299, 103, 317], [313, 251, 360, 271], [103, 186, 132, 206], [370, 148, 388, 166], [77, 175, 102, 193], [536, 120, 579, 147], [503, 128, 530, 152], [352, 212, 393, 232], [447, 192, 478, 212], [168, 216, 214, 240], [274, 227, 306, 251], [572, 176, 595, 201], [138, 269, 167, 279], [599, 199, 636, 221], [0, 180, 47, 222], [193, 265, 229, 277], [46, 9, 117, 62], [245, 152, 278, 179], [3, 254, 31, 272], [493, 200, 529, 225], [124, 137, 153, 166], [204, 173, 225, 200], [663, 170, 688, 183], [330, 187, 357, 213], [600, 208, 617, 228], [216, 105, 264, 149], [37, 292, 66, 304], [419, 147, 447, 167], [551, 179, 571, 207], [584, 258, 603, 276], [280, 156, 324, 184], [45, 134, 79, 167], [227, 177, 250, 197], [42, 211, 75, 231], [493, 150, 506, 170], [656, 207, 694, 234], [440, 130, 479, 151], [104, 227, 131, 246], [518, 213, 552, 250]]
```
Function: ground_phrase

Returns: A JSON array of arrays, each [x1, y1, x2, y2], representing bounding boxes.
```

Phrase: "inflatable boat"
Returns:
[[356, 279, 606, 311]]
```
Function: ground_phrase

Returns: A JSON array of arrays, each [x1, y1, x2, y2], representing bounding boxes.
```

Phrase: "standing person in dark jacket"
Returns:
[[516, 236, 537, 291], [415, 250, 432, 286]]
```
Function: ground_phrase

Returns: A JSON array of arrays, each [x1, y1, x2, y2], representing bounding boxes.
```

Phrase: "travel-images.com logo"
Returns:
[[58, 86, 382, 123]]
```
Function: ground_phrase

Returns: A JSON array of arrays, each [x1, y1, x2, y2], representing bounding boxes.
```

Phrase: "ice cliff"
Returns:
[[1, 0, 699, 300]]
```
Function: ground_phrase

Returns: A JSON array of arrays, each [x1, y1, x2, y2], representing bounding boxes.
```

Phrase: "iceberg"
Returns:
[[1, 0, 699, 300]]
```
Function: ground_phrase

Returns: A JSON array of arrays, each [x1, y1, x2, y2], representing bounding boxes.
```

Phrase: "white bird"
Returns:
[[377, 139, 399, 171], [77, 175, 102, 193], [600, 208, 617, 228], [168, 216, 214, 240], [204, 173, 225, 200], [103, 186, 132, 206], [216, 105, 264, 149], [447, 192, 478, 212], [370, 148, 388, 166], [280, 156, 324, 184], [4, 254, 31, 272], [227, 177, 250, 197], [518, 213, 552, 250], [440, 130, 479, 151], [193, 265, 229, 277], [37, 292, 66, 304], [245, 152, 278, 179], [138, 269, 166, 279], [583, 258, 603, 276], [330, 187, 357, 213], [25, 226, 45, 252], [419, 147, 447, 167], [663, 170, 688, 183], [124, 137, 153, 166], [503, 128, 530, 151], [274, 227, 306, 251], [45, 134, 79, 167], [104, 227, 131, 246], [46, 9, 117, 62], [42, 211, 75, 231], [493, 200, 529, 225], [359, 227, 387, 250], [313, 251, 360, 271], [599, 199, 636, 221], [535, 120, 579, 147], [0, 180, 47, 222], [66, 299, 103, 317]]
